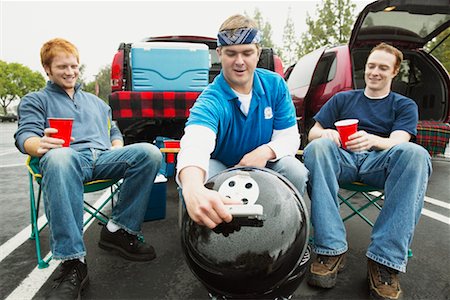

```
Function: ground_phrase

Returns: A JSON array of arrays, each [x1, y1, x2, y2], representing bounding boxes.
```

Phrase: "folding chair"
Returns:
[[338, 182, 412, 257], [26, 156, 122, 268]]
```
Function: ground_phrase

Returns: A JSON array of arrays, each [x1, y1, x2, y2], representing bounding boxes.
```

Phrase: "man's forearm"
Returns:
[[179, 166, 207, 191]]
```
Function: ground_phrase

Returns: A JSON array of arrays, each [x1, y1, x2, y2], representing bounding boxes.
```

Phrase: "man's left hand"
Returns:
[[346, 130, 377, 152], [237, 145, 275, 168]]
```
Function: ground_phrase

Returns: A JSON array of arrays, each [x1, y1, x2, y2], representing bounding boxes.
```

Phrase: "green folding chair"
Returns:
[[338, 182, 412, 257], [26, 156, 122, 268]]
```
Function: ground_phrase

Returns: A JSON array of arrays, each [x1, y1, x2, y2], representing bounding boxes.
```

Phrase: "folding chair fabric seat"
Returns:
[[26, 156, 122, 268]]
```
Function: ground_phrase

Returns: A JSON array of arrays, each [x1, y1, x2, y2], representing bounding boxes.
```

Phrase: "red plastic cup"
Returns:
[[334, 119, 359, 149], [163, 140, 180, 163], [48, 118, 74, 147]]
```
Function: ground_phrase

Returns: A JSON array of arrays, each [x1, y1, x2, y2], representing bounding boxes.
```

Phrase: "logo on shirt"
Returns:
[[264, 107, 273, 119]]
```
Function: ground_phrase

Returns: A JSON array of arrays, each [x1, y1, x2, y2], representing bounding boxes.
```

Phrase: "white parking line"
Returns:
[[422, 208, 450, 225], [369, 192, 450, 225], [0, 163, 25, 168], [4, 189, 113, 300], [0, 150, 20, 156]]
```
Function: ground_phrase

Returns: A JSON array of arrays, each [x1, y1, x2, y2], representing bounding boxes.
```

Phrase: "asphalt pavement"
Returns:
[[1, 122, 449, 300]]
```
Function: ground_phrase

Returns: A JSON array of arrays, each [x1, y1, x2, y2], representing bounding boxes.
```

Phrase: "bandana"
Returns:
[[217, 27, 261, 47]]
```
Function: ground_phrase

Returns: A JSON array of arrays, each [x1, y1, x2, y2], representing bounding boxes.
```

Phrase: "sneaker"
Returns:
[[98, 226, 156, 261], [307, 253, 346, 288], [367, 259, 402, 300], [45, 259, 89, 300]]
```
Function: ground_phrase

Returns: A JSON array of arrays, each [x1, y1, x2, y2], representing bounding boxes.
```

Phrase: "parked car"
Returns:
[[287, 0, 450, 150], [0, 113, 18, 122]]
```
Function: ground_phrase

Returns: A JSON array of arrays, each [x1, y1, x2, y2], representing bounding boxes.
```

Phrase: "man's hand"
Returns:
[[36, 128, 72, 155], [182, 185, 240, 229], [320, 129, 342, 147], [346, 130, 376, 152], [237, 145, 275, 168]]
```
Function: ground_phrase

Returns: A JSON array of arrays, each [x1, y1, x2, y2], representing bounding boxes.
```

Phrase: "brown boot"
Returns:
[[367, 259, 402, 300], [307, 253, 346, 288]]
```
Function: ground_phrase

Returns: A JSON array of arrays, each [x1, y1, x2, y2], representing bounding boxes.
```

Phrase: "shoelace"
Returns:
[[121, 230, 138, 246], [377, 265, 396, 285], [54, 261, 78, 285]]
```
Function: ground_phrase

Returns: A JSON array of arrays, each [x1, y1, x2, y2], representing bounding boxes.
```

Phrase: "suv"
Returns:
[[287, 0, 449, 152]]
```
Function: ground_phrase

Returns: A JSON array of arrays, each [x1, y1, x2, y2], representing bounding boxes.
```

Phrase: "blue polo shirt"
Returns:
[[314, 90, 418, 138], [186, 68, 296, 167]]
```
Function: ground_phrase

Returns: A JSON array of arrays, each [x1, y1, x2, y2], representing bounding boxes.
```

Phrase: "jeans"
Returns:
[[39, 143, 162, 260], [303, 138, 431, 272], [209, 155, 309, 196]]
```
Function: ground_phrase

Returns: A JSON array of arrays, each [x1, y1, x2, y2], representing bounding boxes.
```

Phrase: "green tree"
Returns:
[[0, 61, 46, 115], [84, 65, 111, 103], [297, 0, 356, 57], [425, 27, 450, 73], [245, 8, 275, 49], [281, 7, 298, 68]]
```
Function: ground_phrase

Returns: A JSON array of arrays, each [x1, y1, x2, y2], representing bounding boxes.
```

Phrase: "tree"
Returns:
[[297, 0, 356, 57], [280, 7, 298, 68], [84, 65, 111, 103], [245, 8, 275, 49], [425, 27, 450, 73], [0, 61, 46, 115]]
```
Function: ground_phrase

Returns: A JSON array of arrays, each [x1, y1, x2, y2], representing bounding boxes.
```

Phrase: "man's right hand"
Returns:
[[182, 185, 240, 229], [36, 128, 66, 155], [24, 128, 71, 157]]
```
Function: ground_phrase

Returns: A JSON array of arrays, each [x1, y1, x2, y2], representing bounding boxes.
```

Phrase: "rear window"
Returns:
[[362, 11, 449, 38]]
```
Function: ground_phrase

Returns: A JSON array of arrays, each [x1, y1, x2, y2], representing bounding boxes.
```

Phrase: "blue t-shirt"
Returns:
[[186, 68, 296, 167], [314, 90, 418, 138]]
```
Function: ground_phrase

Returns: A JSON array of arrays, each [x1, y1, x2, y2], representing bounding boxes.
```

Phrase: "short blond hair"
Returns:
[[219, 14, 258, 32], [40, 38, 79, 69]]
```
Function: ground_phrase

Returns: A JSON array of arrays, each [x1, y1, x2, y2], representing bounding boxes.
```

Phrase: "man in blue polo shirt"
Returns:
[[176, 14, 308, 229]]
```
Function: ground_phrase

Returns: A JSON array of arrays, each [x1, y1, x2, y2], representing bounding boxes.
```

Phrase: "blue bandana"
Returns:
[[217, 27, 261, 47]]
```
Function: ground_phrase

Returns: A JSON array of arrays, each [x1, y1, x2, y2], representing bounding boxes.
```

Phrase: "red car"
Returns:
[[287, 0, 450, 154]]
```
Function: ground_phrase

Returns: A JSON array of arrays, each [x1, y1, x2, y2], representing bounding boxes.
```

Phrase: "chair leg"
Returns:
[[82, 181, 122, 226], [29, 174, 51, 268]]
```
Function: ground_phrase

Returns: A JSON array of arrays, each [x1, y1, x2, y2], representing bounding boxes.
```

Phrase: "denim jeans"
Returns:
[[209, 155, 309, 196], [39, 143, 162, 260], [303, 138, 431, 272]]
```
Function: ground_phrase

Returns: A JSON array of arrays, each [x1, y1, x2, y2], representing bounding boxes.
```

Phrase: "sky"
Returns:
[[0, 0, 372, 82]]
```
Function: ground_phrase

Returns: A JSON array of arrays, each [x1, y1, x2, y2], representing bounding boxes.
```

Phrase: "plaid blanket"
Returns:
[[416, 121, 450, 156], [109, 91, 201, 119]]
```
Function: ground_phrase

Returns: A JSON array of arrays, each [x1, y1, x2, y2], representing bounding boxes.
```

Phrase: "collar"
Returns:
[[218, 69, 266, 101], [46, 81, 82, 95]]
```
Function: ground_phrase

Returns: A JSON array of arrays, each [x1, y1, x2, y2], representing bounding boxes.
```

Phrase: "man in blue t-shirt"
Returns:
[[176, 14, 308, 229], [303, 43, 432, 299]]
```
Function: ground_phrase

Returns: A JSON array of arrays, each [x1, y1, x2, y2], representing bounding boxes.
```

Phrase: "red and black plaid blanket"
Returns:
[[109, 91, 200, 119], [416, 121, 450, 156]]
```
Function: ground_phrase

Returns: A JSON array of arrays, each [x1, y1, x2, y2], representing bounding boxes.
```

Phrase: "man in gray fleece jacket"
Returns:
[[15, 38, 162, 300]]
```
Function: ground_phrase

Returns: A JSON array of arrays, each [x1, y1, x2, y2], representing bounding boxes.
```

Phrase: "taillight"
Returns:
[[273, 55, 284, 78], [111, 50, 124, 92]]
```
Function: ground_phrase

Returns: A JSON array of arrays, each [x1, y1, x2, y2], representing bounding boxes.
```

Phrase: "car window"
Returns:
[[362, 11, 449, 39], [287, 47, 326, 90], [210, 49, 220, 66], [310, 52, 337, 86]]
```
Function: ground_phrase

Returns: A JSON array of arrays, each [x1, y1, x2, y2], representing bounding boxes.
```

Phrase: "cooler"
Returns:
[[131, 42, 210, 92], [144, 174, 167, 222]]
